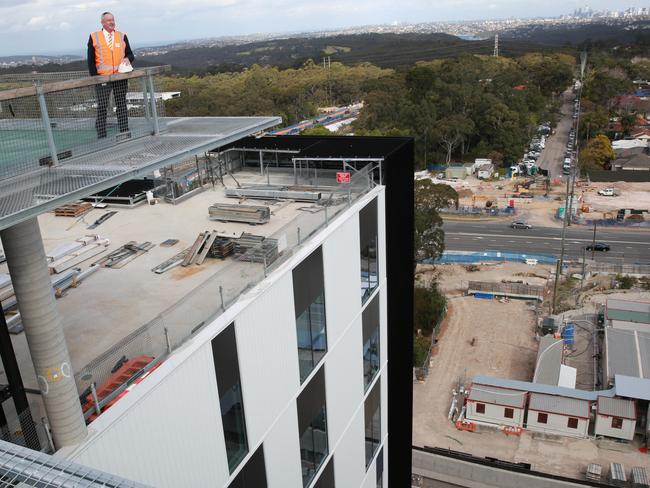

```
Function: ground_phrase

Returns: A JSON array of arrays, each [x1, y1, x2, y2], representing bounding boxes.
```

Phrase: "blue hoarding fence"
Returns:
[[423, 250, 557, 265]]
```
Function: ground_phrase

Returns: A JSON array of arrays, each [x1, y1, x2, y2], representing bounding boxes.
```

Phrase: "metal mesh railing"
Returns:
[[0, 408, 52, 453], [0, 67, 168, 181], [74, 165, 379, 409]]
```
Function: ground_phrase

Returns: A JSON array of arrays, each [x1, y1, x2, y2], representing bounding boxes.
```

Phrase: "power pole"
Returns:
[[552, 174, 572, 314], [493, 34, 499, 58], [568, 51, 587, 227]]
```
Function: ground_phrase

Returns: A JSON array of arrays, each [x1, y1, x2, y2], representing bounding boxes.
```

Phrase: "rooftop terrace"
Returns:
[[0, 159, 378, 430]]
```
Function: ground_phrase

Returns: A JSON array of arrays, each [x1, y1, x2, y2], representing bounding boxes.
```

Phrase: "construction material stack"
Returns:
[[208, 203, 270, 224], [235, 233, 279, 264]]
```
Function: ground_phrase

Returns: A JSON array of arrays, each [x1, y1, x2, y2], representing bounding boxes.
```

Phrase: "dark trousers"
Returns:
[[95, 79, 129, 138]]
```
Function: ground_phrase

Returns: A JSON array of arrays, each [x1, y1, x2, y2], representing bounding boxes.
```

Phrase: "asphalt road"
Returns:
[[536, 90, 574, 180], [443, 220, 650, 264]]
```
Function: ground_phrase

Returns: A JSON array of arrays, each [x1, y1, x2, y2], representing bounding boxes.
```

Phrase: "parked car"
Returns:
[[598, 188, 615, 196], [510, 221, 533, 229], [586, 243, 610, 252]]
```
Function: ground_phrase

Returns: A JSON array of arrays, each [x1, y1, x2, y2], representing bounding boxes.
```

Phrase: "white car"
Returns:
[[598, 188, 615, 197]]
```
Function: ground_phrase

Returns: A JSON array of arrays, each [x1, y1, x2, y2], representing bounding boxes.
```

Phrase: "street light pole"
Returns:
[[591, 222, 597, 260]]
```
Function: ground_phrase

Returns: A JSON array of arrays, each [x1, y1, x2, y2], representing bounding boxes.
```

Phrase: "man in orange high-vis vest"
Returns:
[[87, 12, 135, 138]]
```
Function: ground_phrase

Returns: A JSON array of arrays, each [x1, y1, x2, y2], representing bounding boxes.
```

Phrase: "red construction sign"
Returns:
[[336, 171, 351, 183]]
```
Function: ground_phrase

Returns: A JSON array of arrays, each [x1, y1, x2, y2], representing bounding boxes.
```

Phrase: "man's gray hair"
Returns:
[[101, 11, 113, 20]]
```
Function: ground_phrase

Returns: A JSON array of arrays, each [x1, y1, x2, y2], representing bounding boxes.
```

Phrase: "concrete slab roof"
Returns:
[[0, 165, 376, 407], [597, 396, 636, 420], [528, 392, 590, 418]]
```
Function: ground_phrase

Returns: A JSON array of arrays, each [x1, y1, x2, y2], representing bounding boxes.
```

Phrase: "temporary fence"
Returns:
[[74, 164, 379, 406], [588, 262, 650, 276], [440, 206, 516, 216], [467, 281, 545, 300], [426, 250, 557, 265]]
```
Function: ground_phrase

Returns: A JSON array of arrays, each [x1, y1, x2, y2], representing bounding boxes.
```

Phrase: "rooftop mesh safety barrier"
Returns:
[[0, 68, 280, 230]]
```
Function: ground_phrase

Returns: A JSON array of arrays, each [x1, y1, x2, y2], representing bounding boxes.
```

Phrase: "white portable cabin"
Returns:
[[465, 384, 526, 428], [594, 396, 636, 441], [526, 392, 590, 438]]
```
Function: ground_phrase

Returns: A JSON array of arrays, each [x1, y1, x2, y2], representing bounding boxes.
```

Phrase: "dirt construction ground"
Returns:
[[413, 264, 649, 479]]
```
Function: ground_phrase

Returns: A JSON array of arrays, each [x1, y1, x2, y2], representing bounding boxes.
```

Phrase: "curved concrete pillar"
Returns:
[[1, 218, 87, 448]]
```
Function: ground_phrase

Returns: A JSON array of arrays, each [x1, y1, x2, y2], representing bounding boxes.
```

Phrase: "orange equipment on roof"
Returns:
[[82, 355, 161, 421]]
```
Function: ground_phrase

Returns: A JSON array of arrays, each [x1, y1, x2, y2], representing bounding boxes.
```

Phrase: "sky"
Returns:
[[0, 1, 647, 57]]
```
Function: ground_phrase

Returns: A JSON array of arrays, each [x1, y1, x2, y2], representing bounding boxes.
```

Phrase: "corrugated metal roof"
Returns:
[[472, 375, 616, 401], [528, 392, 590, 418], [606, 299, 650, 324], [533, 336, 563, 385], [597, 396, 636, 419], [606, 328, 641, 379], [468, 384, 526, 408], [615, 374, 650, 401], [639, 332, 650, 379]]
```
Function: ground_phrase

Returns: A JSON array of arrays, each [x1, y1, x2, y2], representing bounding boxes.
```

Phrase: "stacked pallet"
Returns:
[[54, 202, 92, 217], [208, 203, 270, 225], [235, 233, 278, 264]]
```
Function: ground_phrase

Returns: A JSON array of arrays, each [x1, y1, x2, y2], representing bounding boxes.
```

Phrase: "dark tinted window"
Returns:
[[504, 408, 514, 419], [313, 456, 335, 488], [360, 198, 379, 303], [376, 447, 384, 488], [537, 412, 548, 424], [364, 380, 381, 468], [212, 324, 248, 473], [476, 403, 485, 414], [228, 444, 267, 488], [297, 367, 329, 487], [567, 417, 578, 429], [362, 294, 380, 390], [293, 247, 327, 382]]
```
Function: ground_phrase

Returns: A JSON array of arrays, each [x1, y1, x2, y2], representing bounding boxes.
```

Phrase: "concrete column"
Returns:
[[0, 218, 87, 448]]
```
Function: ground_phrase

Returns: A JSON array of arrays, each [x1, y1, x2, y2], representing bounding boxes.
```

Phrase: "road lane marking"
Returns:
[[446, 232, 649, 246]]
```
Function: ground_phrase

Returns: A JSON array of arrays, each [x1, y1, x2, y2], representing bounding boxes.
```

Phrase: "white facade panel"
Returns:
[[594, 414, 636, 440], [235, 272, 300, 447], [377, 189, 387, 283], [264, 402, 303, 488], [69, 344, 230, 488], [325, 315, 364, 446], [465, 401, 524, 428], [361, 460, 377, 488], [333, 406, 366, 488], [526, 411, 589, 438], [322, 211, 362, 346]]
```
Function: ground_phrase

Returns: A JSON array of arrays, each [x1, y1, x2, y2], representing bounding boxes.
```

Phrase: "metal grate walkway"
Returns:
[[0, 116, 280, 230], [0, 438, 150, 487]]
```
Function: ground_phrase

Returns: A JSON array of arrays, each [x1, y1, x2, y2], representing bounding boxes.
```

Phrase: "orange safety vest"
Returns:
[[91, 30, 126, 75]]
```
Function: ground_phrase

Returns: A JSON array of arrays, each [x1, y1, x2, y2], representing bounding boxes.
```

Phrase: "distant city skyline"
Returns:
[[0, 1, 649, 57]]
